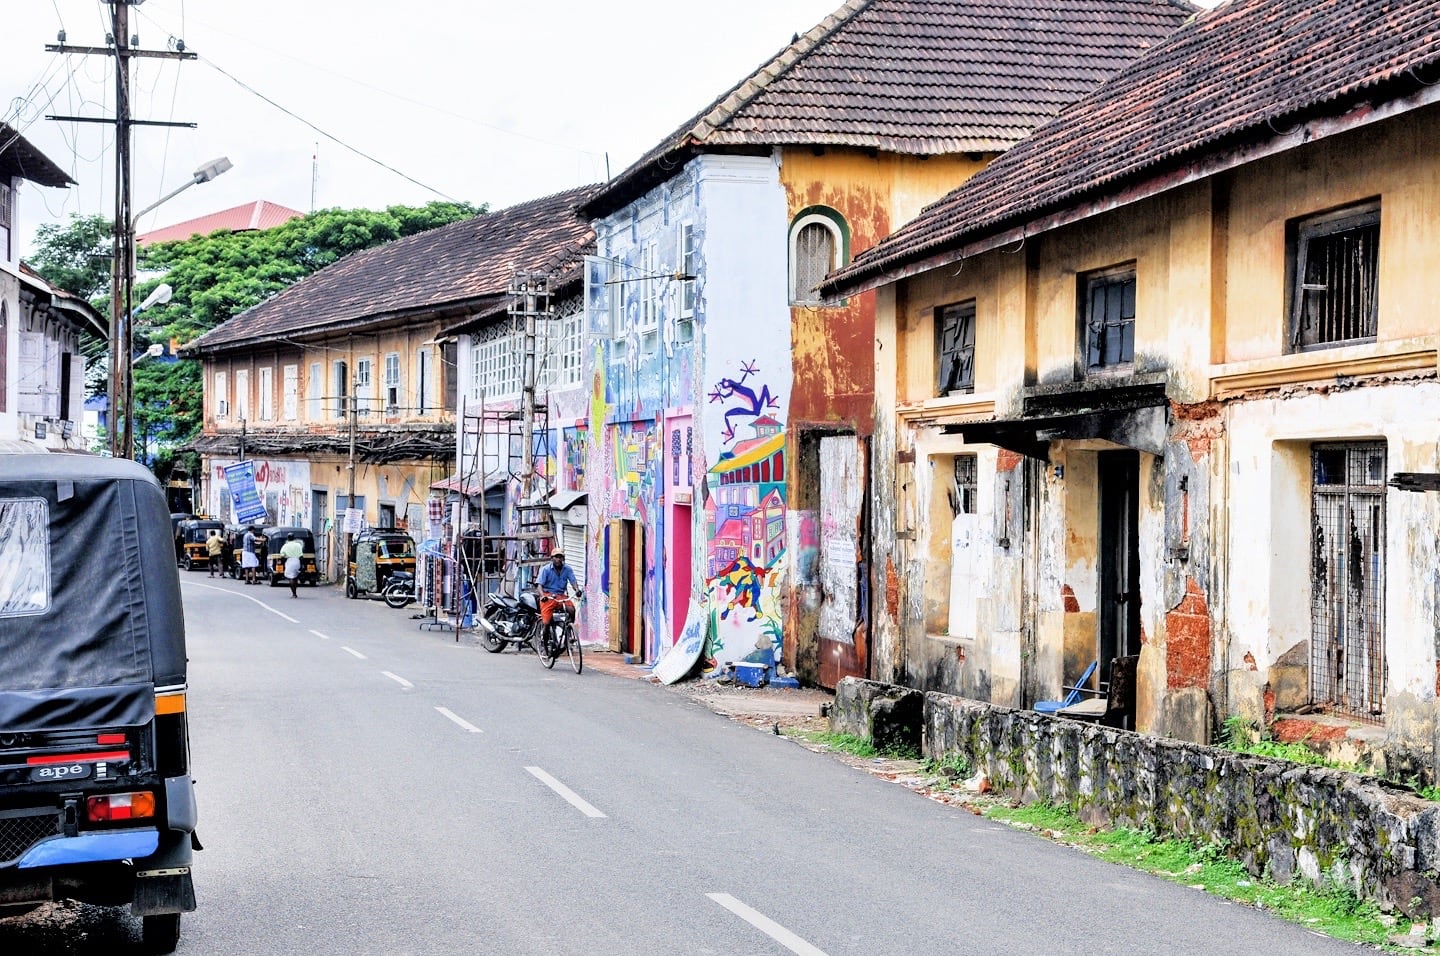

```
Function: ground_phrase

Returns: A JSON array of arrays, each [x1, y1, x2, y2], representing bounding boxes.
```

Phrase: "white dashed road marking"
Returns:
[[340, 646, 367, 660], [525, 766, 606, 819], [381, 671, 413, 689], [310, 629, 331, 640], [707, 893, 828, 956], [434, 707, 483, 733]]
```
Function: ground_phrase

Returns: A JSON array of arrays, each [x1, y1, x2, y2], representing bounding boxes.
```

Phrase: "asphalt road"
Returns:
[[2, 576, 1371, 955]]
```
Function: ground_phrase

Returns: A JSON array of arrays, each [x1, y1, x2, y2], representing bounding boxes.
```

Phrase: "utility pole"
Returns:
[[46, 3, 196, 459], [238, 418, 246, 462], [344, 387, 358, 582]]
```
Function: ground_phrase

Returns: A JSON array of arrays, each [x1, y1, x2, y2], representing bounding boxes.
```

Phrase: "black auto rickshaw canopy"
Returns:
[[0, 455, 185, 730], [178, 518, 224, 544], [263, 526, 315, 552]]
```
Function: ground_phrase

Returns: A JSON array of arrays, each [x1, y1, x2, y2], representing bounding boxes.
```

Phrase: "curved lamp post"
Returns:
[[110, 157, 231, 458]]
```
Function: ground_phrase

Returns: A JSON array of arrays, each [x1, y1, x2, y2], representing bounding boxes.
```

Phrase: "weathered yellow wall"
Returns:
[[1223, 107, 1440, 362]]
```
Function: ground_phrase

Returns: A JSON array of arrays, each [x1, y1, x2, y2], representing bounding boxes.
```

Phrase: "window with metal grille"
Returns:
[[950, 455, 978, 516], [1309, 442, 1386, 721], [332, 361, 347, 419], [1079, 265, 1136, 372], [936, 301, 976, 395], [1289, 202, 1379, 351]]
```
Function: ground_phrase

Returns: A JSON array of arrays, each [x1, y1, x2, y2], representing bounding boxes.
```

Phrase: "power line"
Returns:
[[196, 55, 458, 203]]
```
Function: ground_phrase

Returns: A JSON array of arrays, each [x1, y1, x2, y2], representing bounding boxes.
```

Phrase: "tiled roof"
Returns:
[[183, 186, 598, 354], [136, 201, 303, 245], [826, 0, 1440, 294], [0, 123, 74, 187], [584, 0, 1196, 217]]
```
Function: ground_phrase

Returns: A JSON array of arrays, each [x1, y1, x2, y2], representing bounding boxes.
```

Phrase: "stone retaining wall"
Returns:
[[835, 677, 1440, 916]]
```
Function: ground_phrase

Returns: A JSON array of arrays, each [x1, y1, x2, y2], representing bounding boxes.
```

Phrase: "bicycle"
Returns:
[[537, 596, 582, 674]]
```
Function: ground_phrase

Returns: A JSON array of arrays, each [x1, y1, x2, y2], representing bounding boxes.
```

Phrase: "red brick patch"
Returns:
[[1061, 584, 1080, 613], [1271, 718, 1349, 745], [1166, 576, 1211, 690], [997, 450, 1023, 473]]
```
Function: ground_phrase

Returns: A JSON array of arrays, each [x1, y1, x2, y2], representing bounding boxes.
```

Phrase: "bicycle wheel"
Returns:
[[566, 624, 582, 674], [538, 625, 557, 669]]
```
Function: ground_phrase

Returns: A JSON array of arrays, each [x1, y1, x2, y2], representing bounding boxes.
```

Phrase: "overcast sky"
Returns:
[[3, 0, 1220, 258]]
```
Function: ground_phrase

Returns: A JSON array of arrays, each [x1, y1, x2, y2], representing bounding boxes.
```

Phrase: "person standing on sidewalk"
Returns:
[[279, 532, 305, 598], [205, 530, 224, 577]]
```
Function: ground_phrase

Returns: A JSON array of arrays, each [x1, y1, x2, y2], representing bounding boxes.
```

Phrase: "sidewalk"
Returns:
[[583, 648, 833, 731]]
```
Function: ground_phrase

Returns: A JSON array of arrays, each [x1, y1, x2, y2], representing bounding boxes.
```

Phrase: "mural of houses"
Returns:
[[579, 0, 1195, 678], [823, 0, 1440, 766]]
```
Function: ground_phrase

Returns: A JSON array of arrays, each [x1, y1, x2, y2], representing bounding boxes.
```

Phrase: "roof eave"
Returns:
[[824, 82, 1440, 300]]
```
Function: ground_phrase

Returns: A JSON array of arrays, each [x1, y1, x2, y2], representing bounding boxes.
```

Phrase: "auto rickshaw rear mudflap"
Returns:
[[0, 455, 198, 922]]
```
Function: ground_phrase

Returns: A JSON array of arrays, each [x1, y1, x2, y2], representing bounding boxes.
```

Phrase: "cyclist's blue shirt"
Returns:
[[539, 563, 577, 595]]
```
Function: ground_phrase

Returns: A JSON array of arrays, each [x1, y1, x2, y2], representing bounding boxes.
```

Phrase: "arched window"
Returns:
[[788, 207, 849, 305]]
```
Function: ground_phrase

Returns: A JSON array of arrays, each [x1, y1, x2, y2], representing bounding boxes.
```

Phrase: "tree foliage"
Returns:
[[32, 200, 483, 463], [28, 213, 114, 301]]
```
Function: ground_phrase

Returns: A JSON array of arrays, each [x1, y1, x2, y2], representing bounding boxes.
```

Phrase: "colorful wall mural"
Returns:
[[703, 360, 788, 671]]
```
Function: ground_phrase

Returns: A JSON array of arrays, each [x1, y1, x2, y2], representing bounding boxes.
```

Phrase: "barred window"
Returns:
[[1289, 202, 1379, 351]]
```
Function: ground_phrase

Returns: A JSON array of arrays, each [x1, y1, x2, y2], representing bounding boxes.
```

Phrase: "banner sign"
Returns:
[[223, 460, 268, 524]]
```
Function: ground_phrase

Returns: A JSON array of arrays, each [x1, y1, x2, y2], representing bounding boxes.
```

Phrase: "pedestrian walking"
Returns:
[[241, 527, 260, 585], [205, 529, 224, 577], [279, 532, 305, 598]]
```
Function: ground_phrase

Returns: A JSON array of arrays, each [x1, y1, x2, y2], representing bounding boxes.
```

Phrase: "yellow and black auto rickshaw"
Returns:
[[263, 526, 319, 587], [345, 528, 416, 599], [176, 518, 225, 572]]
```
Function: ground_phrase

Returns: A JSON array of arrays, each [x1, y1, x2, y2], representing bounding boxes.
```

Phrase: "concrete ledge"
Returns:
[[830, 678, 923, 754], [834, 677, 1440, 916]]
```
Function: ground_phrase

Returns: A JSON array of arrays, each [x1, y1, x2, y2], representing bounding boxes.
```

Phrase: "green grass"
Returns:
[[786, 729, 920, 760], [1219, 716, 1360, 772], [920, 750, 972, 789], [985, 803, 1399, 948]]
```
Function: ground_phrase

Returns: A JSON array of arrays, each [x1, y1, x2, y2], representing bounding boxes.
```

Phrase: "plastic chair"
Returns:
[[1035, 659, 1099, 713]]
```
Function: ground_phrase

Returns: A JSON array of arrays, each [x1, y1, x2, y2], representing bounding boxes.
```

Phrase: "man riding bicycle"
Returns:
[[537, 550, 580, 625]]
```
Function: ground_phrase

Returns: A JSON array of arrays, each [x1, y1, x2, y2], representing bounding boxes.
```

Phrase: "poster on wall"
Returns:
[[223, 461, 268, 524]]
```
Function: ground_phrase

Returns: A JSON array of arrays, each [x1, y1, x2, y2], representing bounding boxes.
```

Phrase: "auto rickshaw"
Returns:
[[176, 518, 225, 572], [345, 528, 416, 599], [0, 454, 199, 953], [263, 526, 319, 586]]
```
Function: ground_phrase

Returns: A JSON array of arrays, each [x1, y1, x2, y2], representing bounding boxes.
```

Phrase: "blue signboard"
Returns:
[[223, 460, 268, 524]]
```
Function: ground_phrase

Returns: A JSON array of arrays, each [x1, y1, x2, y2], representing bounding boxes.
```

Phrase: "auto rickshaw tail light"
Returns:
[[85, 791, 156, 822], [97, 733, 126, 745]]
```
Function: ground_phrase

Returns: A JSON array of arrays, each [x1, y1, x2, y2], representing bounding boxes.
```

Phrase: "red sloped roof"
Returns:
[[135, 201, 303, 245]]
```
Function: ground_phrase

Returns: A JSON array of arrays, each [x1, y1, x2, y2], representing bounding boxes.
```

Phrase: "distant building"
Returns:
[[0, 123, 102, 453], [136, 200, 302, 246]]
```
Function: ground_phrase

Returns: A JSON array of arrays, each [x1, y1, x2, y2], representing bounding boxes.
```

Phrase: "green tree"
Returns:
[[28, 213, 114, 300]]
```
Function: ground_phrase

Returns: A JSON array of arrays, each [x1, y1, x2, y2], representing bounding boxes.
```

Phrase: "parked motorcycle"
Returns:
[[475, 586, 541, 653], [382, 570, 417, 609]]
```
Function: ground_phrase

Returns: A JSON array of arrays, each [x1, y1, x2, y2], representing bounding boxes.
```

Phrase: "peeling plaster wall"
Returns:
[[1223, 381, 1440, 764]]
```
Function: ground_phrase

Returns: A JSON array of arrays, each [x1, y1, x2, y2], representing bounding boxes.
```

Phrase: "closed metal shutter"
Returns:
[[561, 524, 586, 587]]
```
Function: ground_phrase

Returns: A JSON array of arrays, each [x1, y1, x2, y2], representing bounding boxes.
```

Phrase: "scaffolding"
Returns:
[[451, 272, 559, 611]]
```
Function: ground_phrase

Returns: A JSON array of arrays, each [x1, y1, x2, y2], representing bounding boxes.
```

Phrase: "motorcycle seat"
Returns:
[[491, 593, 521, 610]]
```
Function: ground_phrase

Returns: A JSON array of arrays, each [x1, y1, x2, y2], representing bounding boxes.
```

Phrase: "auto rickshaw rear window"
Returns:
[[0, 498, 51, 617]]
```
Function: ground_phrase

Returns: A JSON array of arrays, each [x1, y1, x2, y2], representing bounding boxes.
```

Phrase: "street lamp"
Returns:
[[110, 157, 232, 459]]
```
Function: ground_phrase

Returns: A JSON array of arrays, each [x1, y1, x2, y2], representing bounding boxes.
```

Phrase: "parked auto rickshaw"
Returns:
[[176, 518, 225, 572], [221, 525, 246, 579], [263, 526, 319, 586], [345, 528, 416, 599], [0, 454, 199, 953]]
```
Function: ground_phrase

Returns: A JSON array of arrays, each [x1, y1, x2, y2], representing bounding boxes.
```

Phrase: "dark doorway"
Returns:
[[1098, 450, 1141, 684]]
